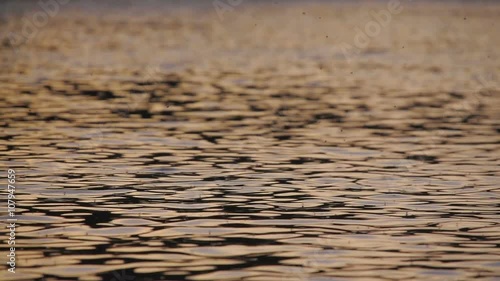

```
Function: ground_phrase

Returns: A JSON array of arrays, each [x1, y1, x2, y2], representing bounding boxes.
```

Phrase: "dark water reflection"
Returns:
[[1, 70, 498, 280]]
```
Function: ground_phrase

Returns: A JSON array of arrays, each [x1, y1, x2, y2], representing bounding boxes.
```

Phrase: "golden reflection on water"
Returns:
[[1, 1, 499, 280]]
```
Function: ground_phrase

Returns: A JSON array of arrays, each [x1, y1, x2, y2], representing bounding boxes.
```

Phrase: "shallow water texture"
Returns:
[[1, 1, 500, 280]]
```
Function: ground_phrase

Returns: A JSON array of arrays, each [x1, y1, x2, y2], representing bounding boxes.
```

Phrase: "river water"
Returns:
[[0, 1, 499, 280]]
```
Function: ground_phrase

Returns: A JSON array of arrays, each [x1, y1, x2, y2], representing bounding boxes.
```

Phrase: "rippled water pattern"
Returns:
[[1, 1, 499, 281]]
